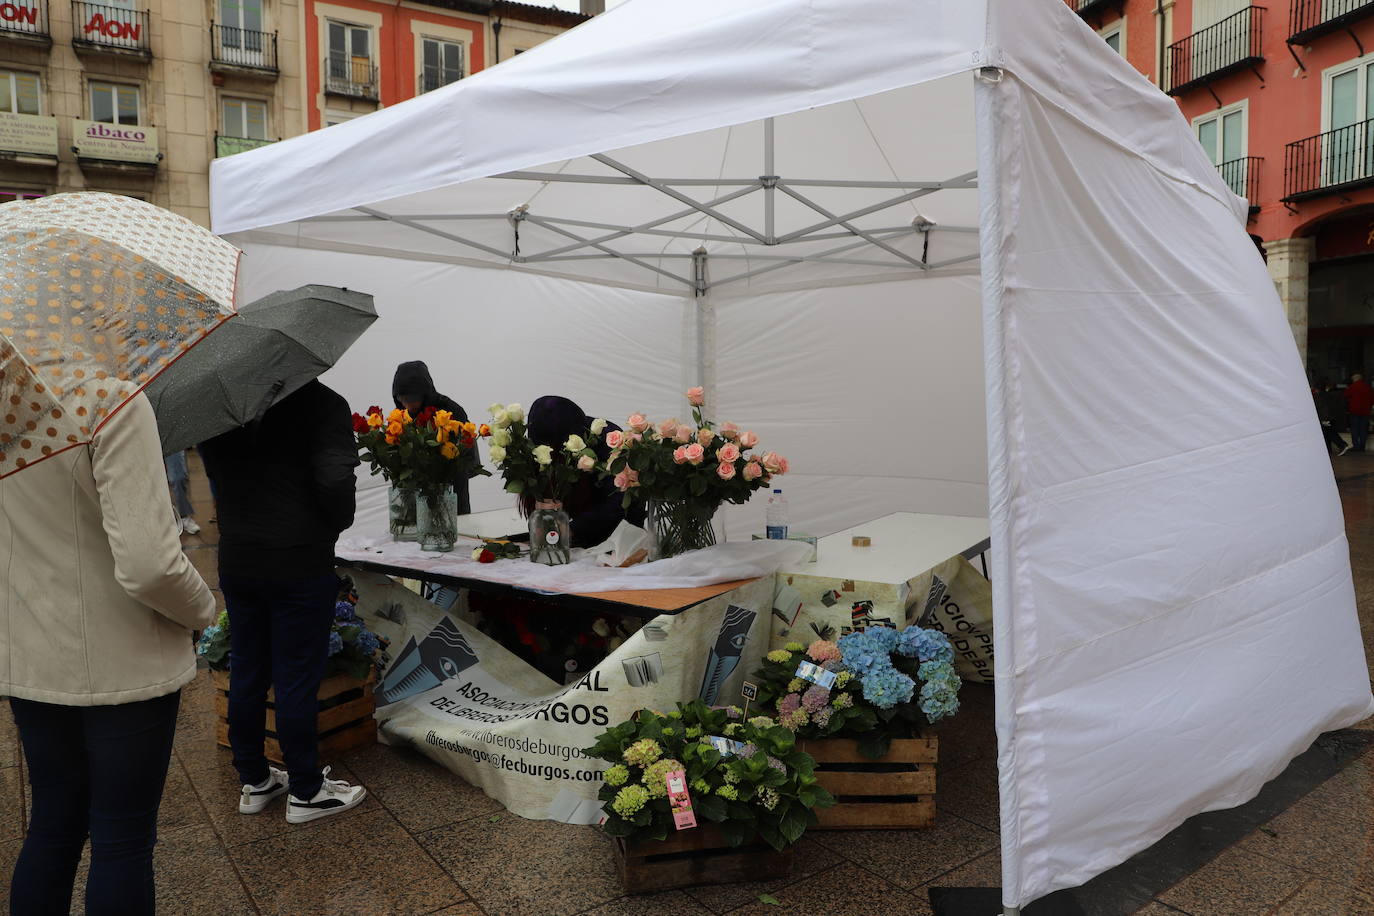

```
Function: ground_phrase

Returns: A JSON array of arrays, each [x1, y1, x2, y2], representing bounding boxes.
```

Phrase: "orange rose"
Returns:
[[441, 442, 459, 460], [478, 424, 491, 437]]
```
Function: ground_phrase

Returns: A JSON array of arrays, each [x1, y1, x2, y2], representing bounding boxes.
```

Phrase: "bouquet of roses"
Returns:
[[487, 402, 605, 502], [602, 386, 788, 507], [352, 405, 490, 495], [752, 626, 962, 759], [583, 700, 834, 850]]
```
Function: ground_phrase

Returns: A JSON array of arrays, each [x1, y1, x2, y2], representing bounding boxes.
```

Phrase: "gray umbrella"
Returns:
[[146, 284, 377, 454]]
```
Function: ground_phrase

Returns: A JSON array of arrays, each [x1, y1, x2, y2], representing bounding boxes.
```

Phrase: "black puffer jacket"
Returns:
[[392, 361, 474, 515], [200, 380, 358, 579]]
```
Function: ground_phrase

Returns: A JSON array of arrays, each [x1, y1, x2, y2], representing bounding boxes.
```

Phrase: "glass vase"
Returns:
[[416, 487, 458, 552], [647, 498, 719, 560], [529, 499, 572, 565], [388, 486, 418, 542]]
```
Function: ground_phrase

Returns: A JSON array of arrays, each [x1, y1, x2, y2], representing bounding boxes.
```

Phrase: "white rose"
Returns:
[[577, 455, 595, 471], [532, 444, 553, 466], [565, 434, 587, 453], [493, 409, 511, 429], [491, 427, 512, 447], [506, 403, 524, 423], [488, 444, 507, 463], [590, 418, 607, 436], [471, 547, 485, 561], [488, 403, 504, 416]]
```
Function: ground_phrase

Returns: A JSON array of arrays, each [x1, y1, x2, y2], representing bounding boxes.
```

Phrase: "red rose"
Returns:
[[477, 549, 496, 564], [416, 406, 437, 427], [351, 413, 369, 434], [366, 405, 382, 416]]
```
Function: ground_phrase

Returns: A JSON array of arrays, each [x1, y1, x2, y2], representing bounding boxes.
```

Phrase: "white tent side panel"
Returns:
[[979, 67, 1374, 909]]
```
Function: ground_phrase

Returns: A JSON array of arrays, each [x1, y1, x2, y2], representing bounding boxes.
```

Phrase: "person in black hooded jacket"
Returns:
[[521, 395, 644, 548], [392, 361, 475, 515]]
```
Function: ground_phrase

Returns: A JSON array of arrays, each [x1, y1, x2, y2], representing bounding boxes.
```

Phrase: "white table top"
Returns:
[[783, 512, 990, 584]]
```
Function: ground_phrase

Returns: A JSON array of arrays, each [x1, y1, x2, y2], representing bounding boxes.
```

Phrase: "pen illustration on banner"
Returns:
[[918, 574, 949, 628], [623, 652, 664, 687], [697, 605, 757, 706], [379, 616, 478, 706]]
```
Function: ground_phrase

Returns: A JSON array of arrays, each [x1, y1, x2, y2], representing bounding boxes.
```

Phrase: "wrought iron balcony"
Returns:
[[0, 1, 50, 45], [1284, 119, 1374, 201], [325, 54, 378, 101], [1165, 6, 1264, 96], [1290, 0, 1374, 44], [211, 24, 278, 76], [1073, 0, 1118, 19], [215, 134, 275, 158], [71, 1, 150, 58], [1218, 156, 1262, 209], [417, 67, 462, 95]]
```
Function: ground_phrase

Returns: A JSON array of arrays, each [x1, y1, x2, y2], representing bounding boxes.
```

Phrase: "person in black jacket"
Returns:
[[199, 379, 368, 823], [521, 395, 644, 548], [392, 361, 475, 515], [1315, 379, 1351, 456]]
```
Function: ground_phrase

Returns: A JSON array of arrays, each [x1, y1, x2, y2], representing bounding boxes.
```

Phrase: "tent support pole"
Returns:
[[763, 117, 777, 245], [691, 248, 714, 412]]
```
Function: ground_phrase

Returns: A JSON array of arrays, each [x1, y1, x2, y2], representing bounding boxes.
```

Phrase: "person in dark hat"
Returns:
[[521, 395, 643, 549], [391, 361, 475, 515]]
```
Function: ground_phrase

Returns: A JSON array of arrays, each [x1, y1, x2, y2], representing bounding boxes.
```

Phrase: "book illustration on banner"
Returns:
[[640, 624, 668, 642], [379, 616, 479, 706], [622, 652, 664, 687], [697, 604, 757, 706], [771, 581, 804, 635]]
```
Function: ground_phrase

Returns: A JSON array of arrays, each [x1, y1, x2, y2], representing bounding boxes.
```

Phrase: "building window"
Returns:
[[222, 97, 267, 139], [1322, 54, 1374, 187], [218, 0, 267, 63], [0, 190, 44, 204], [419, 37, 463, 93], [1194, 101, 1250, 198], [1100, 20, 1125, 55], [324, 110, 356, 127], [89, 81, 140, 126], [327, 20, 373, 90], [0, 70, 41, 116]]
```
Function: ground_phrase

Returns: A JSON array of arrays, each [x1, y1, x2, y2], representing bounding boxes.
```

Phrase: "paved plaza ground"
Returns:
[[1, 453, 1372, 915]]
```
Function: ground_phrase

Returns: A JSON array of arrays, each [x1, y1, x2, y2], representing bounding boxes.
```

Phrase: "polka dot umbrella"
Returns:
[[0, 193, 239, 478]]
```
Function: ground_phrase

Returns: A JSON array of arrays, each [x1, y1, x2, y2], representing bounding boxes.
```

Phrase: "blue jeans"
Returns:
[[221, 573, 339, 799], [1352, 414, 1369, 452], [163, 451, 193, 519], [9, 691, 180, 916]]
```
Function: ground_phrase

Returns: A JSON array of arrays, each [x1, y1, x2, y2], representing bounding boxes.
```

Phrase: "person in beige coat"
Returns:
[[1, 391, 216, 915]]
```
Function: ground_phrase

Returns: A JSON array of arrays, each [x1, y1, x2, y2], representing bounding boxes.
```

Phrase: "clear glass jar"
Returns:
[[416, 487, 458, 552], [646, 498, 719, 559], [529, 499, 572, 565], [388, 485, 418, 542]]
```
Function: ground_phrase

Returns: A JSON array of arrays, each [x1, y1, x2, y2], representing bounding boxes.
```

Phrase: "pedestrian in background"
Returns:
[[200, 379, 368, 824], [1345, 373, 1372, 452], [1315, 380, 1350, 456], [164, 449, 202, 535]]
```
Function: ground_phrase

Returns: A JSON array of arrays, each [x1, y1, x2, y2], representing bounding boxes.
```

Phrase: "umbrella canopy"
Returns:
[[144, 284, 377, 454], [0, 193, 239, 478]]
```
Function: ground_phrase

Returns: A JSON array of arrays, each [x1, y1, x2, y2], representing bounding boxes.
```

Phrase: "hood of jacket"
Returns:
[[392, 361, 439, 408]]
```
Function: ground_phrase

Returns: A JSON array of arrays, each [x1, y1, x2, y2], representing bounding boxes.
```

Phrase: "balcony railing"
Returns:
[[1166, 6, 1264, 95], [1284, 119, 1374, 201], [1290, 0, 1374, 43], [211, 24, 277, 74], [71, 1, 150, 55], [1218, 156, 1262, 208], [0, 1, 49, 42], [417, 67, 461, 95], [325, 54, 378, 100], [215, 134, 275, 158], [1073, 0, 1117, 18]]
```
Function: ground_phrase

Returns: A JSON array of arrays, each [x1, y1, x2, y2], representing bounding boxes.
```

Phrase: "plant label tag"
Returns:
[[741, 681, 758, 701], [545, 530, 560, 545], [795, 661, 837, 690], [707, 735, 747, 757], [665, 770, 696, 829]]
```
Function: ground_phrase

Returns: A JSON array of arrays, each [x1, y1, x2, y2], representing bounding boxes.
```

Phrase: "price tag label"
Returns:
[[545, 530, 560, 545], [741, 681, 758, 701], [665, 769, 696, 829], [707, 735, 747, 757], [795, 660, 837, 690]]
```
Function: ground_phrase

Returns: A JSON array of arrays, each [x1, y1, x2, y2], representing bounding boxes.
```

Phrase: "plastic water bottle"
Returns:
[[766, 489, 788, 539]]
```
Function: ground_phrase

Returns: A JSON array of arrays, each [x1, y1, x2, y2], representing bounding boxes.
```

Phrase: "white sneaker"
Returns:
[[285, 766, 367, 824], [181, 517, 201, 535], [239, 766, 289, 814], [1338, 444, 1352, 457]]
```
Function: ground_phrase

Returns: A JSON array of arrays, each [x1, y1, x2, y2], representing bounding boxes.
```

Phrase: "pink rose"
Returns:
[[684, 443, 705, 465], [686, 386, 705, 406], [674, 424, 694, 444], [657, 418, 678, 438], [720, 421, 740, 440], [605, 430, 624, 448], [613, 468, 640, 490], [717, 461, 736, 480], [577, 455, 595, 471], [761, 451, 783, 473], [738, 431, 759, 449], [697, 428, 714, 447], [628, 432, 643, 443], [743, 461, 763, 481], [672, 446, 689, 464], [717, 443, 741, 463], [776, 455, 790, 474], [627, 413, 648, 432]]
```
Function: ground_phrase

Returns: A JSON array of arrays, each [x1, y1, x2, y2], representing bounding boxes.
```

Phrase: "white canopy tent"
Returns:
[[210, 0, 1374, 909]]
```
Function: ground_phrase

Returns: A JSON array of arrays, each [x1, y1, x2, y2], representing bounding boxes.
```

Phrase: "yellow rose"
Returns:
[[386, 422, 404, 438], [434, 410, 453, 427], [387, 409, 406, 425], [436, 425, 450, 444], [366, 413, 384, 429], [441, 442, 459, 460], [385, 433, 400, 446]]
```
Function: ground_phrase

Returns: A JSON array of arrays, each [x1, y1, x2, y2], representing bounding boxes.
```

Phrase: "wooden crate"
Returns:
[[617, 824, 794, 895], [798, 733, 938, 829], [211, 669, 377, 764]]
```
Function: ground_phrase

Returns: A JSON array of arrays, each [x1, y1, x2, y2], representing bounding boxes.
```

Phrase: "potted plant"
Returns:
[[751, 626, 961, 829], [603, 386, 788, 558]]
